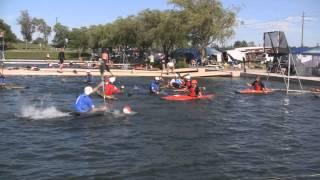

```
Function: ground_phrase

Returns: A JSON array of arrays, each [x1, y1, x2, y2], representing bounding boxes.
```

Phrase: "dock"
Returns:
[[241, 69, 320, 84], [2, 67, 238, 77]]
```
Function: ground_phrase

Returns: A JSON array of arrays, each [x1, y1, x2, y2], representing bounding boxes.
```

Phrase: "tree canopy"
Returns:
[[17, 10, 35, 43], [0, 18, 17, 42], [52, 23, 69, 48]]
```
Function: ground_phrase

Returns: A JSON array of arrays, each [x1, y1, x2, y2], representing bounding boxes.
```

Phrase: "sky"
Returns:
[[1, 0, 320, 47]]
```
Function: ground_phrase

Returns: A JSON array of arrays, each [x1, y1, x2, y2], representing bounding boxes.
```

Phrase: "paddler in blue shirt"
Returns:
[[150, 76, 161, 94], [75, 86, 107, 113], [85, 70, 93, 84]]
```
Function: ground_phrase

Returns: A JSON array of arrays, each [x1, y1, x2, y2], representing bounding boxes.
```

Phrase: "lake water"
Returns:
[[1, 76, 319, 179]]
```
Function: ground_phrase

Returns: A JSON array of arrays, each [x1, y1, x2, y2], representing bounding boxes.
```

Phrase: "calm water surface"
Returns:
[[0, 76, 319, 179]]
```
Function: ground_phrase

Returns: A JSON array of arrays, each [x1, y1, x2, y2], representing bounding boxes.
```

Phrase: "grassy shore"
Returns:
[[5, 42, 90, 60], [5, 50, 90, 60]]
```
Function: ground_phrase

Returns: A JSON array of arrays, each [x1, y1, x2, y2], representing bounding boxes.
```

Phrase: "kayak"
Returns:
[[71, 111, 105, 120], [162, 94, 214, 101], [236, 89, 273, 94], [0, 84, 27, 90]]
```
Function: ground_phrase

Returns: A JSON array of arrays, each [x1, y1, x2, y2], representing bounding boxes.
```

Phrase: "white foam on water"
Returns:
[[18, 105, 70, 120]]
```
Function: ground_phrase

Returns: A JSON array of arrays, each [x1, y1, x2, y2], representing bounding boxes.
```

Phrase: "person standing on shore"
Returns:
[[160, 54, 167, 75], [58, 48, 65, 73], [99, 48, 112, 76], [149, 53, 154, 69]]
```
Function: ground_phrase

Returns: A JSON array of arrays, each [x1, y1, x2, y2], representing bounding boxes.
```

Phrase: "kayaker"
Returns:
[[85, 70, 93, 83], [247, 76, 265, 91], [75, 86, 106, 113], [0, 72, 5, 86], [103, 76, 120, 97], [123, 105, 132, 114], [169, 73, 184, 89], [183, 74, 192, 89], [188, 80, 202, 97], [150, 76, 161, 94]]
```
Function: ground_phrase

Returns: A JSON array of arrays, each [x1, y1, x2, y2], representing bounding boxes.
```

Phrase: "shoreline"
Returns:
[[1, 59, 319, 83]]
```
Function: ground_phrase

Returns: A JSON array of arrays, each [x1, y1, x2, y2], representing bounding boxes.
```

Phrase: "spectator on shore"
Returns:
[[160, 54, 167, 74], [191, 58, 197, 67], [99, 49, 111, 76], [46, 53, 50, 60], [149, 54, 155, 69], [58, 48, 65, 73], [167, 57, 175, 74]]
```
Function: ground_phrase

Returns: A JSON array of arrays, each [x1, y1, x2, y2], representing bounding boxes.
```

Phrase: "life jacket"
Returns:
[[188, 86, 199, 97], [185, 80, 191, 88], [253, 81, 262, 91], [104, 83, 120, 96]]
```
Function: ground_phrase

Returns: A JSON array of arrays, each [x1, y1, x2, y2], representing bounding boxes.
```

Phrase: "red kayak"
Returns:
[[162, 94, 214, 101], [237, 89, 273, 94]]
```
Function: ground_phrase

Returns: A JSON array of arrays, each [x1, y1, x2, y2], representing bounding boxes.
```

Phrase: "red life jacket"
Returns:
[[185, 80, 191, 88], [253, 81, 262, 91], [189, 87, 197, 97], [104, 83, 120, 96]]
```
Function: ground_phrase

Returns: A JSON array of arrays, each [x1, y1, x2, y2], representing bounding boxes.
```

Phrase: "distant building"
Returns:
[[294, 47, 320, 76]]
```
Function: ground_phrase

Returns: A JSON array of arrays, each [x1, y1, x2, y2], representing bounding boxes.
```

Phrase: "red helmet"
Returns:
[[191, 80, 198, 84]]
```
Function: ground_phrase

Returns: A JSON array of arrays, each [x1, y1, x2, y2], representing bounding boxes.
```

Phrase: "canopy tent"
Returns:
[[301, 47, 320, 55], [171, 48, 222, 64]]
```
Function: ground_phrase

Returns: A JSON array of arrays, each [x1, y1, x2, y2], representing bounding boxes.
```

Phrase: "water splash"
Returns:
[[282, 98, 290, 106], [17, 105, 70, 120]]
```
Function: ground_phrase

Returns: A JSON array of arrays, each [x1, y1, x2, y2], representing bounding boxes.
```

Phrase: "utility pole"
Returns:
[[301, 12, 304, 47], [55, 17, 58, 24]]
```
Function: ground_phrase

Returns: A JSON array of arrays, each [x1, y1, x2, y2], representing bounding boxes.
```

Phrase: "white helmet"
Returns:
[[84, 86, 93, 95], [185, 75, 191, 80], [175, 73, 179, 78], [155, 77, 160, 81], [123, 106, 132, 114], [109, 76, 116, 83]]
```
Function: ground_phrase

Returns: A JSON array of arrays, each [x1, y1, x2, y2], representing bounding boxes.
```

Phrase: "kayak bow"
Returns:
[[236, 89, 273, 94]]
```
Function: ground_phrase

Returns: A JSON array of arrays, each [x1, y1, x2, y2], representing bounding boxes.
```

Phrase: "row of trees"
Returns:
[[14, 0, 237, 59], [233, 40, 255, 48]]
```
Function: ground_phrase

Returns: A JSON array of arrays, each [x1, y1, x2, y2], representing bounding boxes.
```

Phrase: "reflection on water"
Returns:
[[0, 76, 320, 179]]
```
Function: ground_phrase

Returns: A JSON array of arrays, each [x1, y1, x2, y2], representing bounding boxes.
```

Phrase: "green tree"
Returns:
[[68, 27, 89, 58], [240, 40, 248, 47], [0, 19, 17, 43], [169, 0, 236, 60], [233, 40, 241, 48], [111, 16, 138, 48], [32, 18, 51, 46], [17, 10, 35, 49], [32, 37, 45, 44], [155, 10, 188, 57], [52, 23, 69, 48], [135, 9, 162, 52]]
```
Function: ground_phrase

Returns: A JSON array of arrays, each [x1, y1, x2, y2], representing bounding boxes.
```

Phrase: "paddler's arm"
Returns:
[[92, 82, 103, 93]]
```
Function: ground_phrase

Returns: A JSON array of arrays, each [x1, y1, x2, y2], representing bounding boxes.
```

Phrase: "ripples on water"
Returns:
[[0, 76, 320, 179]]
